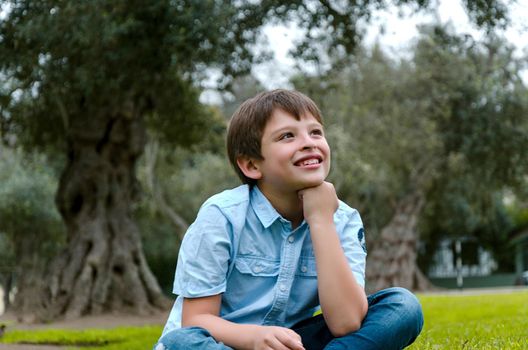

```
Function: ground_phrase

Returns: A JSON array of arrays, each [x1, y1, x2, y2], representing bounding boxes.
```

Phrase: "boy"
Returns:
[[155, 90, 423, 350]]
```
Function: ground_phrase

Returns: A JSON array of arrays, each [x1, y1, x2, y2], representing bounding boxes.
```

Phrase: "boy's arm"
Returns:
[[182, 295, 305, 350], [299, 182, 368, 337]]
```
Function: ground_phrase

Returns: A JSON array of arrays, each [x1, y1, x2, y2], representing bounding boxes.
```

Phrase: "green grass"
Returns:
[[0, 325, 162, 350], [409, 291, 528, 350], [1, 291, 527, 349]]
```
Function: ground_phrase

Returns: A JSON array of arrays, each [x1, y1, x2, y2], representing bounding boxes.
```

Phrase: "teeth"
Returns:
[[302, 159, 319, 166]]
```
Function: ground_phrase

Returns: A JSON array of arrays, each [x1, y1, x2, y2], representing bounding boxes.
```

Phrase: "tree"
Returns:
[[278, 0, 511, 70], [0, 0, 276, 322], [410, 25, 528, 279], [0, 148, 64, 314], [293, 24, 528, 292], [0, 0, 514, 321]]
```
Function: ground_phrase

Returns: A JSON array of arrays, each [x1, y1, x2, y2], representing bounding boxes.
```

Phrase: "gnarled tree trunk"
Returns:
[[16, 108, 169, 322], [366, 191, 434, 294]]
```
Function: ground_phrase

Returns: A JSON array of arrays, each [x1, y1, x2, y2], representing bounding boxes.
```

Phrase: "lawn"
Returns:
[[0, 325, 162, 349], [409, 290, 528, 350], [1, 290, 527, 349]]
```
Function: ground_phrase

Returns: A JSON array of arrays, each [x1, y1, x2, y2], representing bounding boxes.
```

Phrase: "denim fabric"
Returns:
[[162, 184, 366, 337], [154, 327, 232, 350], [297, 287, 424, 350], [154, 287, 424, 350]]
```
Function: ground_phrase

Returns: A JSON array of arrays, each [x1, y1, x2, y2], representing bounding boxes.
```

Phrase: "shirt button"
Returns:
[[279, 284, 287, 292], [288, 235, 294, 243], [301, 266, 308, 273], [253, 266, 263, 273]]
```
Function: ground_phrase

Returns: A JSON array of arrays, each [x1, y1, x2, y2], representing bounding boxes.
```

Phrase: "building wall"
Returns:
[[428, 238, 497, 278], [430, 273, 518, 289]]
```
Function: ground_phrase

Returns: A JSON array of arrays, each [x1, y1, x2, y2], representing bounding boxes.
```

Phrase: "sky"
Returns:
[[252, 0, 528, 89]]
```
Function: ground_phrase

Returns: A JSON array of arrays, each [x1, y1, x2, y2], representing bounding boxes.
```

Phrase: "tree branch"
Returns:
[[144, 141, 189, 237]]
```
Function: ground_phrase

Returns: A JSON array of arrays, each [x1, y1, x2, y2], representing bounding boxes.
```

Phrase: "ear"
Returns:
[[236, 156, 263, 181]]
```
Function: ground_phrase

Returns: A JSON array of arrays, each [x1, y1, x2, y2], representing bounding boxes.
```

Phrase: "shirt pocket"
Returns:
[[296, 256, 317, 278], [234, 256, 280, 277]]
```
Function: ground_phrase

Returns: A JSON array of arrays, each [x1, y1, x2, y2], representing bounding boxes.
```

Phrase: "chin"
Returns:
[[297, 178, 325, 189]]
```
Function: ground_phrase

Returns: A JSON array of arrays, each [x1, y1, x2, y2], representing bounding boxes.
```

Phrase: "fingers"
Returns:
[[286, 328, 302, 343], [254, 326, 304, 350], [275, 329, 305, 350], [264, 336, 293, 350], [299, 182, 338, 224]]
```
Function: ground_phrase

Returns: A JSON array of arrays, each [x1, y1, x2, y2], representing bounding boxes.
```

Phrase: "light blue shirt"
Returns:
[[161, 184, 367, 336]]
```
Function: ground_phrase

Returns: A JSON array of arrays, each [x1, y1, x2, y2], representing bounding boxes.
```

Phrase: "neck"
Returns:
[[256, 184, 303, 229]]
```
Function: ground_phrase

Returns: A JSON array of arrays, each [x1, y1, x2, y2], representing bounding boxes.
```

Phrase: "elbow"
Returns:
[[327, 303, 368, 337], [328, 318, 363, 338]]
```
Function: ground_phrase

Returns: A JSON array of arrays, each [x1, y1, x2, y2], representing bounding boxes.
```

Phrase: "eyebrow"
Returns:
[[268, 122, 324, 138]]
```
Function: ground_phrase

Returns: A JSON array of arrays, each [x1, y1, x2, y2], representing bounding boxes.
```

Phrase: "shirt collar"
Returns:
[[250, 185, 282, 229]]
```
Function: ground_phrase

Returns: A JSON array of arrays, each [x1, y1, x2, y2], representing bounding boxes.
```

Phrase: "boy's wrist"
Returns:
[[307, 217, 335, 232]]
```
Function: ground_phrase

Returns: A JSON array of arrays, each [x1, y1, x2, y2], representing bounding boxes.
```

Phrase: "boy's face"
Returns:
[[252, 109, 330, 194]]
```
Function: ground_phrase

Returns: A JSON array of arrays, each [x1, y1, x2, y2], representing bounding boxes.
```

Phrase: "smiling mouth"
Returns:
[[295, 158, 322, 166]]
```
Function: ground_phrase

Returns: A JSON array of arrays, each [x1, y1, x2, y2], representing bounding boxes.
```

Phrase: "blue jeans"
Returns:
[[154, 287, 424, 350]]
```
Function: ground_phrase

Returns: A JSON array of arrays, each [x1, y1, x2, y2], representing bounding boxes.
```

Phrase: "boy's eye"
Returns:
[[311, 129, 323, 136], [279, 132, 294, 140]]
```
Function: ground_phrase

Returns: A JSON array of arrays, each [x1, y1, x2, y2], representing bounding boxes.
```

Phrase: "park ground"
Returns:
[[0, 309, 169, 350], [0, 287, 528, 350]]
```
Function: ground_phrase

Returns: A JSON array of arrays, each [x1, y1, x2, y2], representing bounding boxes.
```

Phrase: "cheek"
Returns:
[[322, 142, 331, 157], [324, 146, 331, 170]]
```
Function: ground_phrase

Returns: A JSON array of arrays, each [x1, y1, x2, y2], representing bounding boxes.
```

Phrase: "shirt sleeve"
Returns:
[[337, 205, 367, 287], [173, 203, 232, 298]]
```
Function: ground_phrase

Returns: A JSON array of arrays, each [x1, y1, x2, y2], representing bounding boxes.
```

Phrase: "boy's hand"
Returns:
[[252, 326, 304, 350], [298, 181, 338, 227]]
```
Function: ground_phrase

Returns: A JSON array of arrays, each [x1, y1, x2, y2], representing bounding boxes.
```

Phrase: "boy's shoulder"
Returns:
[[197, 185, 252, 231], [335, 199, 361, 221], [201, 184, 251, 211]]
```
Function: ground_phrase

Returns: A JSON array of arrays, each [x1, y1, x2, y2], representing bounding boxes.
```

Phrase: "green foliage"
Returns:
[[292, 25, 528, 269], [412, 25, 528, 269], [281, 0, 511, 67], [413, 25, 528, 190], [136, 79, 256, 293], [462, 0, 510, 30], [410, 291, 528, 349], [292, 44, 441, 232], [505, 194, 528, 230], [0, 0, 273, 150], [0, 148, 64, 266], [155, 151, 239, 222], [136, 144, 239, 293], [0, 0, 514, 151], [220, 75, 266, 119]]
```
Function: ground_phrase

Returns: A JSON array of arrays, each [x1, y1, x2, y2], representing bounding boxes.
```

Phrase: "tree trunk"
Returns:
[[16, 109, 169, 322], [1, 270, 13, 313], [365, 191, 434, 294]]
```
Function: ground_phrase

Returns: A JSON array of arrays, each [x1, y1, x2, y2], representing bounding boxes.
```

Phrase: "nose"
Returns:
[[300, 133, 317, 151]]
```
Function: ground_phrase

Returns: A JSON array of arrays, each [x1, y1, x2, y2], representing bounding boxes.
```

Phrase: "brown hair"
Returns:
[[227, 89, 323, 185]]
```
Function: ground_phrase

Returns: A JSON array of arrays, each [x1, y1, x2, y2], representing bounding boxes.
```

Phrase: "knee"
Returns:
[[386, 287, 424, 333], [154, 327, 214, 350]]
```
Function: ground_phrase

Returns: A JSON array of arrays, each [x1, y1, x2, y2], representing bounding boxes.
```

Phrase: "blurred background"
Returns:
[[0, 0, 527, 322]]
